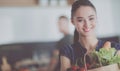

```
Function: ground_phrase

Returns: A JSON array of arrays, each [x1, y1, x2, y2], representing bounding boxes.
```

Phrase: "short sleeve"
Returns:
[[111, 42, 120, 50], [59, 45, 73, 60]]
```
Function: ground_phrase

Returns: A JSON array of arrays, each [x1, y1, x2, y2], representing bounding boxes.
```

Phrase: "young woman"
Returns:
[[60, 0, 120, 71]]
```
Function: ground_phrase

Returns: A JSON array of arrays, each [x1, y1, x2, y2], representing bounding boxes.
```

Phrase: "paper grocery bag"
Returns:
[[88, 64, 120, 71]]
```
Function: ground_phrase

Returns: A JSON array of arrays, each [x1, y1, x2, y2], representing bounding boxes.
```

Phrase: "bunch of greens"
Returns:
[[91, 47, 120, 67]]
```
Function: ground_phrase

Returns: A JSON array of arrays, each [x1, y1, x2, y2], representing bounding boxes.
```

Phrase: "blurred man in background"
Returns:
[[57, 16, 73, 49], [48, 15, 73, 71]]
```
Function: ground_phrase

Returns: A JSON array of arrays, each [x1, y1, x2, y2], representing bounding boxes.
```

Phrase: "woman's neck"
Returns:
[[78, 35, 98, 52]]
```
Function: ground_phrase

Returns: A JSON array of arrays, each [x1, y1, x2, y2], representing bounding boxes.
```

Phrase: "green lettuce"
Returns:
[[92, 47, 120, 66]]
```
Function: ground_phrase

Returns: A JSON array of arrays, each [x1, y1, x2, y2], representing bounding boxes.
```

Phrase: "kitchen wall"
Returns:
[[0, 7, 73, 44], [91, 0, 115, 37], [111, 0, 120, 35]]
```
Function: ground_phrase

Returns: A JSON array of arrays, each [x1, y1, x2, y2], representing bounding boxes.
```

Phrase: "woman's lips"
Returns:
[[83, 28, 91, 32]]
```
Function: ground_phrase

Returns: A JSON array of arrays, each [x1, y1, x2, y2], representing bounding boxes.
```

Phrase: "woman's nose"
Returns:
[[84, 20, 90, 28]]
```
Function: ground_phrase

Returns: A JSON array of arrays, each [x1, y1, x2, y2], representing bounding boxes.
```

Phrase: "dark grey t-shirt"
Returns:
[[56, 34, 73, 50]]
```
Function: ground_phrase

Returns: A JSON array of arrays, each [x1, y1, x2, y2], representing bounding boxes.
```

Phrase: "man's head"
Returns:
[[58, 16, 69, 35]]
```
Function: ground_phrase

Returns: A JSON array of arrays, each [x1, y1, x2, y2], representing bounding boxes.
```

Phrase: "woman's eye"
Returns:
[[89, 18, 94, 20], [78, 20, 83, 22]]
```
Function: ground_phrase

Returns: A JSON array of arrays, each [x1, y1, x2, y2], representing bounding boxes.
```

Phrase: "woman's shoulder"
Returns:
[[97, 40, 120, 50], [59, 44, 74, 60], [111, 41, 120, 50], [59, 44, 74, 52], [99, 40, 120, 50], [59, 42, 80, 51]]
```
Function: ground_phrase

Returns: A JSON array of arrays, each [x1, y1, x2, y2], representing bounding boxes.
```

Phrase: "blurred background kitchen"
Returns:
[[0, 0, 120, 71]]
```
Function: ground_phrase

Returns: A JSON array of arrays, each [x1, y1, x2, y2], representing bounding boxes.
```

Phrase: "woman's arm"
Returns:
[[60, 56, 71, 71], [47, 49, 59, 71]]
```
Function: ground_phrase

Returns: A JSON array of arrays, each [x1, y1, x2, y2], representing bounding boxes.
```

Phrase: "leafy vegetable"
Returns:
[[91, 47, 120, 67]]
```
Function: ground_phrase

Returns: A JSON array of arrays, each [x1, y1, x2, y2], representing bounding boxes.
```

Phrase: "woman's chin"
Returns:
[[82, 31, 95, 37]]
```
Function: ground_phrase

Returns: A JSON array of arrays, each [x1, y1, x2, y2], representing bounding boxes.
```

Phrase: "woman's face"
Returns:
[[72, 6, 97, 37]]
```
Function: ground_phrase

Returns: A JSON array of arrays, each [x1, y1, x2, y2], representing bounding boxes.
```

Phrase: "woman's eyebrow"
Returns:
[[76, 17, 83, 19], [89, 15, 94, 17], [74, 15, 95, 19], [73, 17, 83, 19]]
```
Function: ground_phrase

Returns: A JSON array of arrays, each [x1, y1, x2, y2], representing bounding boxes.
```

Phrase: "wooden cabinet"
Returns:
[[0, 0, 75, 6], [0, 0, 38, 6]]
